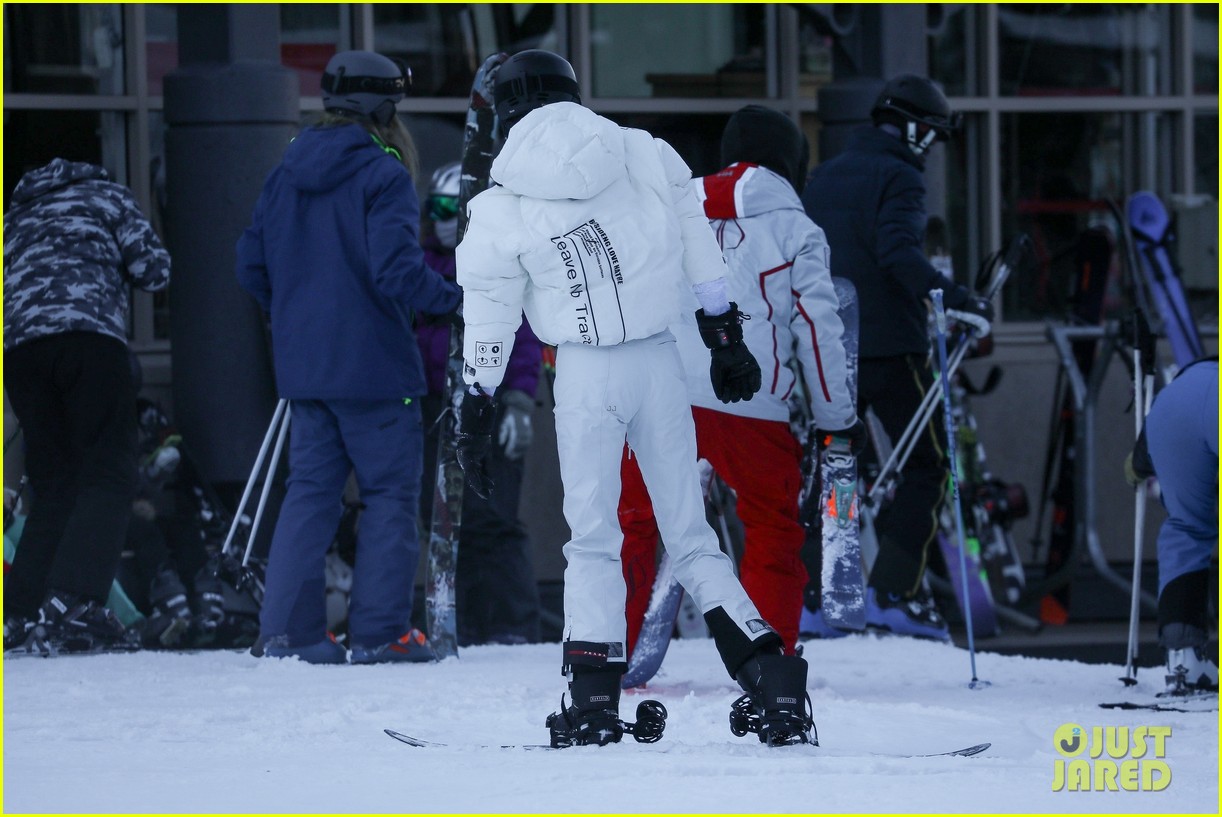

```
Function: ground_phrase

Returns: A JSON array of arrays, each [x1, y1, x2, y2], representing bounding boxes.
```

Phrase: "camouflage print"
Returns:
[[3, 158, 171, 351]]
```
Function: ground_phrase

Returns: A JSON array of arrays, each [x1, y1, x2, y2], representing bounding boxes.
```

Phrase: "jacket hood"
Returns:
[[280, 123, 396, 193], [10, 159, 109, 206], [490, 102, 625, 200], [720, 105, 809, 192], [698, 163, 804, 221]]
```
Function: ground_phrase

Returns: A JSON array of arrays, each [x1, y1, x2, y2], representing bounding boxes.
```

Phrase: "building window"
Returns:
[[281, 4, 345, 97], [590, 4, 767, 98], [928, 4, 980, 97], [373, 4, 558, 98], [1192, 4, 1218, 94], [3, 4, 125, 95], [1000, 111, 1131, 321], [997, 4, 1171, 97]]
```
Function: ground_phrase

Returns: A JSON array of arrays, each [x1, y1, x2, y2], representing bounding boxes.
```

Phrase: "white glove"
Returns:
[[497, 389, 535, 461]]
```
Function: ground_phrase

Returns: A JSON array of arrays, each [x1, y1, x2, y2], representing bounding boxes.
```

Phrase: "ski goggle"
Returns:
[[428, 195, 459, 221]]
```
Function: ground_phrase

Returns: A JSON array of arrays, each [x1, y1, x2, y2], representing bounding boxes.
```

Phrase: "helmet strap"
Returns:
[[906, 121, 938, 157], [370, 132, 403, 161]]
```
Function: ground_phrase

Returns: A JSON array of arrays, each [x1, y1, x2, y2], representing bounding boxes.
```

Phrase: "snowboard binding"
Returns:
[[546, 696, 668, 748], [730, 653, 818, 747]]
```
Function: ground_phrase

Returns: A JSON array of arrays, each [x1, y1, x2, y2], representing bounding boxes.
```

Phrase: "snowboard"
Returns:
[[623, 464, 736, 689], [818, 277, 865, 631], [425, 52, 507, 660], [1127, 191, 1204, 370]]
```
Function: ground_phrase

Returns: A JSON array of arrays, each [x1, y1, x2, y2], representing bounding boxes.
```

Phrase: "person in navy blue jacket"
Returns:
[[235, 51, 460, 664], [802, 75, 993, 640]]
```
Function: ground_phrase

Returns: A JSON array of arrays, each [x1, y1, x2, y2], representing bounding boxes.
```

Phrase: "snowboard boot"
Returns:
[[730, 649, 817, 746], [1164, 646, 1219, 697], [545, 664, 668, 748], [865, 587, 950, 641]]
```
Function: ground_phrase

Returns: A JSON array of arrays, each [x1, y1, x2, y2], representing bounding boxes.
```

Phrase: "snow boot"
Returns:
[[546, 665, 668, 748], [141, 568, 193, 648], [23, 590, 140, 655], [350, 629, 436, 664], [260, 633, 349, 664], [1164, 646, 1219, 696], [865, 587, 950, 641], [730, 650, 817, 746]]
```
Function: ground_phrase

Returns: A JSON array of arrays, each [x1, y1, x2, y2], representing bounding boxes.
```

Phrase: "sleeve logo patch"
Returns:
[[475, 341, 504, 368]]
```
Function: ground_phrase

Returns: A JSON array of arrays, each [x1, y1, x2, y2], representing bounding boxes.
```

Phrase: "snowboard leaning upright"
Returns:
[[425, 53, 507, 660], [818, 277, 865, 630]]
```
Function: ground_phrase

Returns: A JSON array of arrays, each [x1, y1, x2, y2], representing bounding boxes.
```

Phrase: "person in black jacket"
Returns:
[[802, 75, 993, 640], [3, 158, 171, 656]]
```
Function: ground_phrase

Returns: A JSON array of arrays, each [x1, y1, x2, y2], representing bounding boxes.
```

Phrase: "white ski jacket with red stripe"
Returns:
[[675, 163, 856, 428]]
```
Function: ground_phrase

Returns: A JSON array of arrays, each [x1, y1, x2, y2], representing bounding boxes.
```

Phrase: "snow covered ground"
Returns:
[[3, 633, 1217, 813]]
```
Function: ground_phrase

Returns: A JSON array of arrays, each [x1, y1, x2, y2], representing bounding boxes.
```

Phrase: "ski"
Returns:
[[818, 277, 865, 630], [384, 728, 990, 758], [424, 52, 507, 660], [1100, 691, 1217, 713]]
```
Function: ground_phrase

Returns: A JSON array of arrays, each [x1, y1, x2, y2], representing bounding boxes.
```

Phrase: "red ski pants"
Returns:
[[620, 406, 806, 653]]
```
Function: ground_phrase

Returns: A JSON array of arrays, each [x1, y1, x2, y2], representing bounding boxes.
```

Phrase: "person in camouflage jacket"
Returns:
[[3, 157, 170, 655]]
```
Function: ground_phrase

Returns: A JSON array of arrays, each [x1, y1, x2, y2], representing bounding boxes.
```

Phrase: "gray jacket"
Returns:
[[4, 159, 170, 350]]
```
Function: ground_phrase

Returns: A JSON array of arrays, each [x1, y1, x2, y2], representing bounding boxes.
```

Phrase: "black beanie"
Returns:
[[720, 105, 810, 192]]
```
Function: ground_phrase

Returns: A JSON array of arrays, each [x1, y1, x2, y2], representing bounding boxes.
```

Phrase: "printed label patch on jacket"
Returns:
[[474, 341, 503, 368]]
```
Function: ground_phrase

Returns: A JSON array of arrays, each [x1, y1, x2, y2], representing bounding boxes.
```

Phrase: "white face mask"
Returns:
[[433, 217, 458, 249]]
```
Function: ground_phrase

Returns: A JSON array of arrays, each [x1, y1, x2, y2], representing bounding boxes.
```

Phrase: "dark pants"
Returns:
[[258, 398, 424, 648], [421, 393, 540, 645], [858, 353, 948, 596], [4, 332, 137, 618]]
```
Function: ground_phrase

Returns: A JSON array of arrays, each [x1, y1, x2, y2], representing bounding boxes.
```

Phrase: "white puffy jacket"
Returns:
[[676, 163, 856, 428], [456, 102, 728, 390]]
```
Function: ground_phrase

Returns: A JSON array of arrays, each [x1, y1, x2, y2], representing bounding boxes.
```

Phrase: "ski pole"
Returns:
[[242, 403, 291, 567], [220, 398, 287, 560], [931, 289, 986, 689], [1119, 315, 1158, 683]]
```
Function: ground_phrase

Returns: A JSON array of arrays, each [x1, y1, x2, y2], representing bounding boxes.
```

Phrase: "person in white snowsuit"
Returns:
[[620, 105, 862, 654], [455, 51, 814, 748]]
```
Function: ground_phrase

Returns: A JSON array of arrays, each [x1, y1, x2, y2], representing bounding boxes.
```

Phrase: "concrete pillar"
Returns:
[[163, 6, 297, 487]]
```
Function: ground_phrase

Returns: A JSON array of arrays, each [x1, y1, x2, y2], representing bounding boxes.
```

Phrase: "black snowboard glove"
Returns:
[[815, 416, 868, 456], [456, 387, 497, 500], [696, 303, 762, 404]]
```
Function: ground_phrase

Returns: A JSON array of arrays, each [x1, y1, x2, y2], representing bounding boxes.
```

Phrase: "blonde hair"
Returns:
[[312, 111, 420, 180]]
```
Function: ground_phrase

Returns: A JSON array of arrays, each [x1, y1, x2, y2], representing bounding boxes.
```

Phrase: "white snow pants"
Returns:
[[553, 332, 772, 673]]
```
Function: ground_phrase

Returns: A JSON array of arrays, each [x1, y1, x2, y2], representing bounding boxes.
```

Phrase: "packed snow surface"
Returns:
[[3, 634, 1217, 813]]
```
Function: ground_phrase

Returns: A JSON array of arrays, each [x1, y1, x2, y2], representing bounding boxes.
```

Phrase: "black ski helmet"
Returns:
[[321, 50, 411, 125], [493, 50, 581, 134], [871, 74, 961, 155], [720, 105, 810, 193]]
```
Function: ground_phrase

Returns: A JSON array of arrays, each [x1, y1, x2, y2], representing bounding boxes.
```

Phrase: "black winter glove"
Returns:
[[695, 303, 762, 404], [456, 388, 498, 500], [816, 416, 868, 457]]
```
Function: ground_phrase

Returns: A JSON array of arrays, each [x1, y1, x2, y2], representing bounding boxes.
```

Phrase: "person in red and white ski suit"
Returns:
[[620, 106, 861, 654], [455, 52, 814, 747]]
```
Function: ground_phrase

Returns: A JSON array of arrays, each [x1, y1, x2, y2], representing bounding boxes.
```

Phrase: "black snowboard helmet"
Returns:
[[321, 50, 411, 126], [870, 74, 961, 156], [493, 50, 582, 135], [720, 105, 810, 193]]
